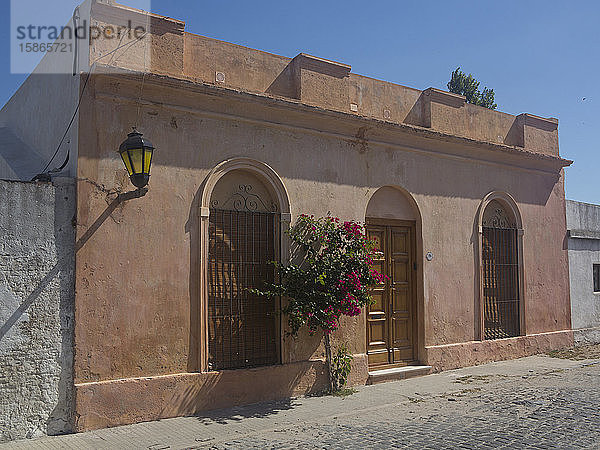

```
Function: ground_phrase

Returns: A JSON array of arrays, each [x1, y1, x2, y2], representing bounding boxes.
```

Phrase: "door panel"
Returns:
[[370, 290, 385, 311], [368, 319, 386, 343], [392, 230, 408, 253], [393, 289, 409, 311], [392, 317, 410, 341], [393, 261, 409, 283], [366, 222, 416, 368], [369, 229, 385, 254], [366, 226, 387, 366]]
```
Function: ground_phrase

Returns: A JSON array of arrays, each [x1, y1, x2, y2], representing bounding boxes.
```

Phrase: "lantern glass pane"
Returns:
[[129, 148, 143, 174], [120, 151, 133, 176], [144, 148, 153, 173]]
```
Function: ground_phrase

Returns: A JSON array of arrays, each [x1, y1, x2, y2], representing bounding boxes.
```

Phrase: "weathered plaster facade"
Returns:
[[567, 200, 600, 345], [0, 179, 75, 442], [0, 0, 574, 435]]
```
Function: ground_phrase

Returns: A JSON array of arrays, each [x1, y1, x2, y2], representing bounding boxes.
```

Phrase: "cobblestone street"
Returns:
[[3, 352, 600, 449]]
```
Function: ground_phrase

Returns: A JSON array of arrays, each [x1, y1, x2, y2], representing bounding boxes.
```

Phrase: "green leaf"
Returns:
[[447, 67, 497, 110]]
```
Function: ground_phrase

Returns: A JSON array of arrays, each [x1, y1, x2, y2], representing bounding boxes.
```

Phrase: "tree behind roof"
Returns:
[[447, 67, 497, 110]]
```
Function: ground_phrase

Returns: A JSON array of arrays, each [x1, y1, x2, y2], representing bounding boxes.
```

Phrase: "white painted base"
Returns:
[[367, 365, 432, 385]]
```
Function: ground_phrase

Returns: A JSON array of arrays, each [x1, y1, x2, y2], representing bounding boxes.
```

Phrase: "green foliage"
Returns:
[[332, 387, 358, 397], [253, 214, 386, 393], [331, 343, 353, 392], [255, 214, 386, 336], [447, 67, 497, 110]]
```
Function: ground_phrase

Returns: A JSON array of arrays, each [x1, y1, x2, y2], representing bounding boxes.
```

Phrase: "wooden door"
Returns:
[[366, 221, 416, 368]]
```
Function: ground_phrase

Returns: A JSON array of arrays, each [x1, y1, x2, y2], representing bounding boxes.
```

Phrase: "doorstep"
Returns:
[[367, 365, 432, 385]]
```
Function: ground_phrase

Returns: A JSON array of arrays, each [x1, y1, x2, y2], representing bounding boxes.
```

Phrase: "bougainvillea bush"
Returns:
[[255, 214, 386, 391]]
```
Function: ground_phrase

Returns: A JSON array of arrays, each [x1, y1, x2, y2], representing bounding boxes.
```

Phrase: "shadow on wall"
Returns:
[[139, 129, 559, 206], [471, 215, 482, 341], [79, 73, 563, 209], [0, 177, 324, 433], [0, 127, 45, 181], [265, 63, 297, 100], [47, 181, 76, 436], [180, 178, 326, 418], [0, 252, 74, 437], [0, 183, 151, 441], [185, 179, 323, 368], [157, 359, 326, 421], [185, 185, 201, 372], [568, 239, 600, 252], [403, 94, 425, 128], [0, 180, 75, 440]]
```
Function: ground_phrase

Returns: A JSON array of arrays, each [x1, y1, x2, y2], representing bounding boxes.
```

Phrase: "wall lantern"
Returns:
[[118, 128, 155, 189]]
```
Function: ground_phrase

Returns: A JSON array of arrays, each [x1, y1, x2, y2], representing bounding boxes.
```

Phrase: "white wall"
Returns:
[[0, 179, 76, 442], [0, 1, 93, 181], [566, 200, 600, 344]]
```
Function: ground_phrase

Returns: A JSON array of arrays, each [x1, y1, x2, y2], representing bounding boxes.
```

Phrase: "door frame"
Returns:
[[365, 217, 420, 367]]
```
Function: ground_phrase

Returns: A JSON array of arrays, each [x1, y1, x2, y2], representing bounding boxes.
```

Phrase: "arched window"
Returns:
[[480, 198, 522, 340], [201, 161, 290, 371]]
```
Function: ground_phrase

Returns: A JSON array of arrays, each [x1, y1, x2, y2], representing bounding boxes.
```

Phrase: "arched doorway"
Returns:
[[365, 187, 421, 368], [200, 158, 291, 371], [480, 198, 523, 340]]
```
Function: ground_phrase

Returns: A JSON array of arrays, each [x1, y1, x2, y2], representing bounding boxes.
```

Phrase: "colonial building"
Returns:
[[0, 0, 573, 435]]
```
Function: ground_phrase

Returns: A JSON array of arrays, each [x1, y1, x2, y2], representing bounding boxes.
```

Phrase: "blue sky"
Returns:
[[2, 1, 599, 203]]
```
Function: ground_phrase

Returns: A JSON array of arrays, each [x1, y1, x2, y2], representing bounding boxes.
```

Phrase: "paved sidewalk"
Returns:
[[3, 354, 600, 449]]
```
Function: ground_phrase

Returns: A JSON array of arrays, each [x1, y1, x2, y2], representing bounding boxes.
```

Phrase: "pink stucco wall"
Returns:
[[72, 2, 572, 431]]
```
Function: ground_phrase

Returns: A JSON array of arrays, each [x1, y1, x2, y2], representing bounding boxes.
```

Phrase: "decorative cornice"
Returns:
[[89, 66, 573, 174]]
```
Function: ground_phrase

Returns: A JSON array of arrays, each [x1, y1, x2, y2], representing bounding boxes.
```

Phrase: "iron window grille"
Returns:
[[207, 208, 280, 371], [481, 202, 521, 340]]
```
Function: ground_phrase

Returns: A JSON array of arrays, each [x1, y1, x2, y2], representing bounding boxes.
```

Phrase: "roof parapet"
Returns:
[[291, 53, 351, 109], [515, 113, 559, 155], [423, 87, 466, 108], [89, 3, 563, 159], [292, 53, 351, 78], [517, 113, 558, 132]]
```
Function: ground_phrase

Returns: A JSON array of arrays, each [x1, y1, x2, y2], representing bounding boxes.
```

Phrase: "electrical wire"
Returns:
[[36, 68, 92, 177], [33, 26, 150, 180]]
